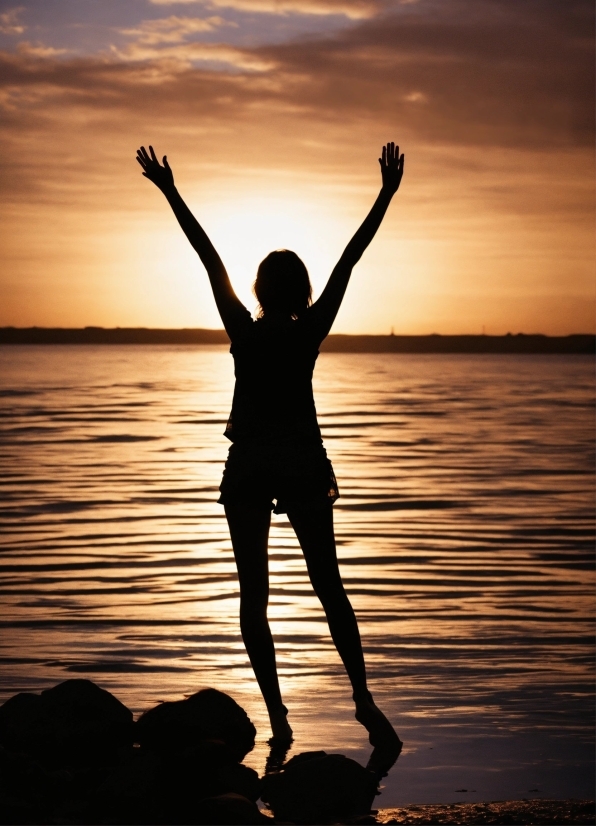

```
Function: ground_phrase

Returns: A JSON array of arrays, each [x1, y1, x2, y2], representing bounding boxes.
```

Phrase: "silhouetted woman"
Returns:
[[136, 142, 404, 749]]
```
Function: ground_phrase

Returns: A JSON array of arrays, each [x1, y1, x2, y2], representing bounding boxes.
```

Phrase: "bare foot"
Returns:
[[268, 704, 293, 744], [355, 696, 402, 752]]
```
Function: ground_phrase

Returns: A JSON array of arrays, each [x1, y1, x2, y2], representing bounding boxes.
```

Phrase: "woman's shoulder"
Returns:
[[296, 307, 327, 345], [228, 315, 257, 353], [229, 312, 255, 335]]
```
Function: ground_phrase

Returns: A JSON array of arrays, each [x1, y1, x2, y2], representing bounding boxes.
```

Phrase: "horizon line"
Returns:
[[1, 326, 595, 338]]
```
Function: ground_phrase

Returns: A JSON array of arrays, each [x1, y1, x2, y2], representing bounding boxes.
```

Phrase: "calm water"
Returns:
[[0, 346, 594, 806]]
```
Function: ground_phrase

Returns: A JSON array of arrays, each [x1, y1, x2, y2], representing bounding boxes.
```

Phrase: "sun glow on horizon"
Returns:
[[203, 190, 352, 309], [0, 1, 593, 334]]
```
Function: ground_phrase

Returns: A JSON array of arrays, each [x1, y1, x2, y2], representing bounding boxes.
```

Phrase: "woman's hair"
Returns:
[[253, 250, 312, 319]]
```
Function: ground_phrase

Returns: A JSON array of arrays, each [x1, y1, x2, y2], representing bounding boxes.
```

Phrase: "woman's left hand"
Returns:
[[379, 142, 404, 195]]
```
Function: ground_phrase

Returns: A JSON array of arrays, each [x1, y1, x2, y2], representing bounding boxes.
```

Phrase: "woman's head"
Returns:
[[253, 250, 312, 319]]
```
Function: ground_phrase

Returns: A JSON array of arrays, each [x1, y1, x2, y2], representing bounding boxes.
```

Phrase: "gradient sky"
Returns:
[[0, 0, 593, 334]]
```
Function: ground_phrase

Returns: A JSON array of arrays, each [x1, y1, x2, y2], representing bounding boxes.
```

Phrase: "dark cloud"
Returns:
[[0, 0, 592, 144], [251, 0, 594, 148], [0, 0, 592, 208]]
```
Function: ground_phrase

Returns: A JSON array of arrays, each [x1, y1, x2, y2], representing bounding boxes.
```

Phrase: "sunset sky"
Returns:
[[0, 0, 593, 335]]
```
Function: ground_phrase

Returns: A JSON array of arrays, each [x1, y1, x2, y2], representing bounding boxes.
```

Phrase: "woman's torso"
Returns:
[[225, 316, 322, 444]]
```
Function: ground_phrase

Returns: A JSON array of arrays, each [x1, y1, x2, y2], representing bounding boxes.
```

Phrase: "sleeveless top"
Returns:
[[224, 315, 323, 444]]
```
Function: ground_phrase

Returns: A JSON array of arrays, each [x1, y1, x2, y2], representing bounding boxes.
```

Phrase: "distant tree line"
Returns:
[[0, 327, 593, 353]]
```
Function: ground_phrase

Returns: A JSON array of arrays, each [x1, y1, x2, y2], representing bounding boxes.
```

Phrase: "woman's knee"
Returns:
[[240, 592, 269, 620], [311, 574, 348, 608]]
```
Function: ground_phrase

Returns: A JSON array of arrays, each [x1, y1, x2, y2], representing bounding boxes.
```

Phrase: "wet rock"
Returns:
[[94, 740, 262, 824], [93, 748, 162, 824], [0, 693, 44, 759], [0, 680, 134, 769], [0, 684, 260, 823], [135, 688, 256, 762], [0, 795, 46, 826], [0, 745, 73, 810], [159, 741, 262, 812], [218, 761, 262, 802], [192, 792, 272, 825], [378, 800, 596, 825], [261, 750, 379, 824]]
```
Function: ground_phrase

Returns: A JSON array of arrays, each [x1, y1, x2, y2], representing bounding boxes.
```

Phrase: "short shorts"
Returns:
[[218, 438, 339, 514]]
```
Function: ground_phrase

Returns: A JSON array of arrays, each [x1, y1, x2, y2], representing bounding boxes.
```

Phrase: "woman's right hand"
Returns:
[[136, 145, 175, 192]]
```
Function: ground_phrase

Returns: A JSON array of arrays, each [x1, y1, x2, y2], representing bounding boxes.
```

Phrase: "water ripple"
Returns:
[[0, 345, 593, 804]]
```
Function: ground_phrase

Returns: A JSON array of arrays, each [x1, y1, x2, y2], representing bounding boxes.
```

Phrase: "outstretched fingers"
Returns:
[[136, 146, 151, 169], [378, 141, 404, 193], [135, 144, 175, 190], [380, 142, 401, 169]]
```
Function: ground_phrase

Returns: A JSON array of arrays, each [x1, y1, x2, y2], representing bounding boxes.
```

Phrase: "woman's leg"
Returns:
[[287, 502, 401, 750], [225, 502, 293, 741], [286, 502, 368, 695]]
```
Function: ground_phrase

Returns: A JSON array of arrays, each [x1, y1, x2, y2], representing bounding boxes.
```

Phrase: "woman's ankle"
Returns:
[[268, 704, 293, 741], [267, 703, 288, 718], [353, 688, 374, 705]]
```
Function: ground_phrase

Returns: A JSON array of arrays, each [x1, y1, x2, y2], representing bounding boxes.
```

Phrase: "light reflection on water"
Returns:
[[0, 345, 594, 805]]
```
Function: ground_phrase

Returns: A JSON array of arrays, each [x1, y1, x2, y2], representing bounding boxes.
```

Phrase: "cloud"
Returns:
[[248, 0, 594, 149], [0, 0, 591, 151], [16, 41, 69, 58], [0, 0, 592, 332], [111, 39, 272, 71], [0, 6, 25, 34], [0, 0, 592, 200], [120, 15, 232, 46], [148, 0, 377, 18]]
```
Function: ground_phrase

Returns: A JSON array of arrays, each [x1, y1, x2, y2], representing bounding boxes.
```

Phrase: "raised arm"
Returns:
[[136, 145, 250, 337], [309, 142, 404, 339]]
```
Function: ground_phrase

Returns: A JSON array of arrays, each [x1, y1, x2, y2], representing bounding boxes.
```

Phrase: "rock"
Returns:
[[95, 740, 262, 824], [0, 680, 134, 769], [93, 748, 162, 824], [192, 793, 272, 825], [261, 751, 379, 824], [0, 795, 45, 826], [0, 693, 44, 758], [0, 684, 259, 823], [158, 741, 261, 812], [0, 744, 73, 803], [218, 761, 262, 802], [135, 688, 256, 762]]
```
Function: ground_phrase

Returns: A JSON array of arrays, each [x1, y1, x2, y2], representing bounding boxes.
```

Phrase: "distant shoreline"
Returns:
[[0, 327, 594, 354]]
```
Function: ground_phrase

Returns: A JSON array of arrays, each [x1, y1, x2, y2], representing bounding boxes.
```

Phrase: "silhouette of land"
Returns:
[[0, 327, 593, 353]]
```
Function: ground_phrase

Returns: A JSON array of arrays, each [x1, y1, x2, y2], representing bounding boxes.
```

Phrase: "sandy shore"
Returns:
[[375, 799, 594, 824]]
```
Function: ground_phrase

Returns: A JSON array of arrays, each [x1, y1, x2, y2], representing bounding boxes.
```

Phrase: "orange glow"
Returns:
[[0, 3, 593, 333]]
